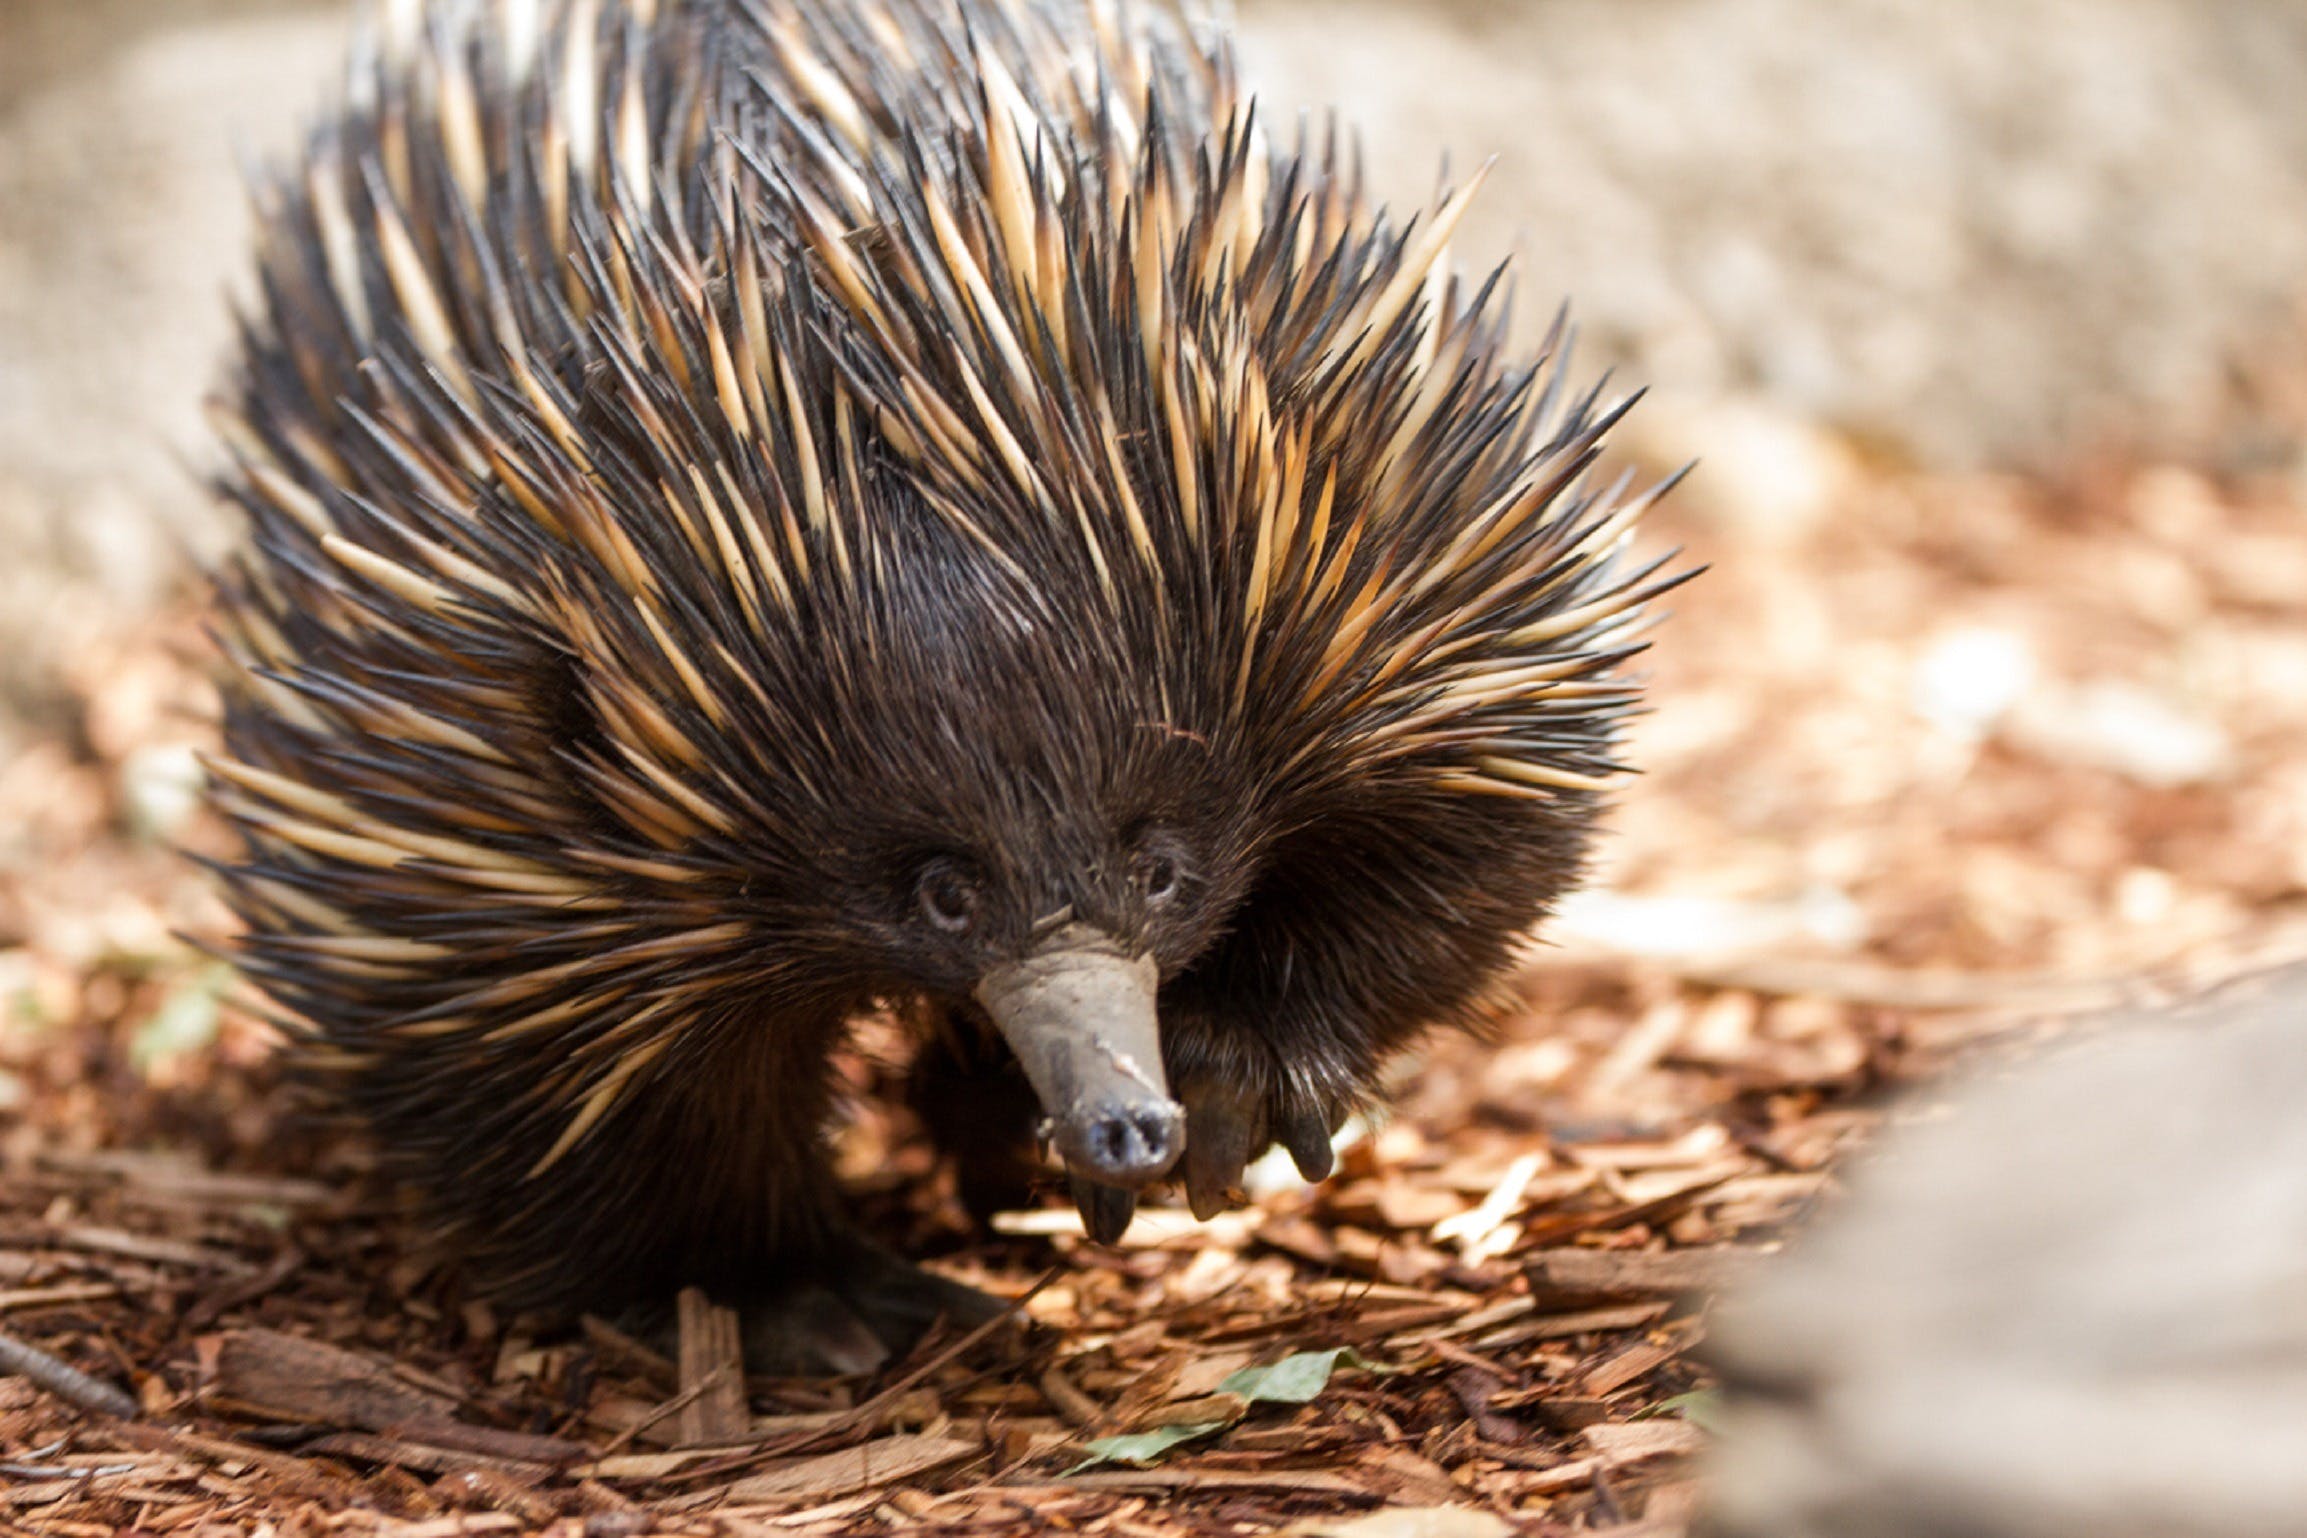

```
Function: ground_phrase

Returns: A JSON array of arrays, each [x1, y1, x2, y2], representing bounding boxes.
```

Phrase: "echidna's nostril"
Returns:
[[1073, 1101, 1183, 1185], [1134, 1108, 1181, 1168]]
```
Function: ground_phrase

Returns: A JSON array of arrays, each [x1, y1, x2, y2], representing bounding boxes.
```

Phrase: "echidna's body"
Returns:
[[210, 0, 1677, 1362]]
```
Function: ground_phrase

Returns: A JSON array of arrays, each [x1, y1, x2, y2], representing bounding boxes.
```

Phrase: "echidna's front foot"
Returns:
[[740, 1240, 1007, 1376], [910, 1019, 1042, 1225], [1176, 1076, 1345, 1220]]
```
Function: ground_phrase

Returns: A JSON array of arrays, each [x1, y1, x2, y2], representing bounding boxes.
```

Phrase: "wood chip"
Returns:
[[1023, 1468, 1372, 1496], [1583, 1420, 1707, 1464], [1445, 1368, 1523, 1446], [1038, 1364, 1104, 1428], [211, 1328, 457, 1429], [34, 1152, 336, 1210], [674, 1288, 750, 1448], [33, 1224, 255, 1274], [1525, 1247, 1742, 1306], [1516, 1455, 1604, 1495], [1133, 1392, 1246, 1430], [581, 1312, 679, 1387], [105, 1422, 366, 1503], [297, 1431, 545, 1479], [0, 1282, 124, 1312], [1579, 1338, 1681, 1398], [365, 1515, 525, 1538], [1355, 1446, 1463, 1506], [718, 1433, 979, 1502]]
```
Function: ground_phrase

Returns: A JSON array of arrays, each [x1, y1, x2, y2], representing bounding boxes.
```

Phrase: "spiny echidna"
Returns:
[[205, 0, 1684, 1368]]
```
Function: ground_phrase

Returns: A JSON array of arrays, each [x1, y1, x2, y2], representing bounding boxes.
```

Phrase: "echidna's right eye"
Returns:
[[916, 861, 984, 934], [1139, 853, 1181, 905], [1129, 830, 1191, 909]]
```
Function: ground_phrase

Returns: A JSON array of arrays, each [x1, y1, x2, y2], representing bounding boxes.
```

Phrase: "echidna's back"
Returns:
[[225, 0, 1216, 499]]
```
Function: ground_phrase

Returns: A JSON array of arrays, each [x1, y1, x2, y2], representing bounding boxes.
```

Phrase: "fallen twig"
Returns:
[[0, 1328, 138, 1419]]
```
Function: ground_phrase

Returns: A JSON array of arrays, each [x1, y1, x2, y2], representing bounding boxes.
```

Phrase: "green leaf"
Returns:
[[1218, 1347, 1383, 1405], [1066, 1349, 1388, 1472], [1067, 1421, 1229, 1472], [1642, 1388, 1726, 1432]]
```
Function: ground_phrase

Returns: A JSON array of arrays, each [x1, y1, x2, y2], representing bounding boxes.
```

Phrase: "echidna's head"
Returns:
[[724, 490, 1272, 1190]]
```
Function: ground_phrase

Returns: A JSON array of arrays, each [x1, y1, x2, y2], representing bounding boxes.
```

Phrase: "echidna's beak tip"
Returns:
[[973, 922, 1182, 1194]]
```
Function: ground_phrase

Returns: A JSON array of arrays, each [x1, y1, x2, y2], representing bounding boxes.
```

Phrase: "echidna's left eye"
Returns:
[[1136, 848, 1183, 907]]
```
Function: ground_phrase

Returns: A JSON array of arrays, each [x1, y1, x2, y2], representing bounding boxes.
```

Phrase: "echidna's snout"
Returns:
[[973, 923, 1183, 1207]]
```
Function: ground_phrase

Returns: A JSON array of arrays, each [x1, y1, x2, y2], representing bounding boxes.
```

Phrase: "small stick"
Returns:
[[594, 1370, 728, 1458], [0, 1329, 138, 1420], [0, 1460, 138, 1480], [107, 1422, 359, 1501], [184, 1247, 305, 1330]]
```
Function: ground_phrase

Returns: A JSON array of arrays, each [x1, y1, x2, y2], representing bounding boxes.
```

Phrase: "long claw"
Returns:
[[1181, 1077, 1262, 1220], [1277, 1101, 1337, 1183], [1070, 1173, 1137, 1243]]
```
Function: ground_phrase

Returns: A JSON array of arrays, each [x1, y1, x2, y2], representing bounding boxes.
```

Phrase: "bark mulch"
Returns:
[[1, 443, 2302, 1534]]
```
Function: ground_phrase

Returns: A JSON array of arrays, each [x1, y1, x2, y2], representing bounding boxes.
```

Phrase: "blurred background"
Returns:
[[1, 1, 2305, 1530], [7, 0, 2307, 719]]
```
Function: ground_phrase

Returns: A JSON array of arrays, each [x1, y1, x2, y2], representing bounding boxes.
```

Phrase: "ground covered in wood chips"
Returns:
[[2, 424, 2305, 1536]]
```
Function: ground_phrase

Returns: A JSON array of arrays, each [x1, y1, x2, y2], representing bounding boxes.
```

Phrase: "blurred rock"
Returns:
[[1704, 963, 2307, 1538], [1239, 0, 2307, 467]]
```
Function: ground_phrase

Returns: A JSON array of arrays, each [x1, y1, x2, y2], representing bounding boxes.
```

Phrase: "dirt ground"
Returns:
[[3, 1, 2307, 1535]]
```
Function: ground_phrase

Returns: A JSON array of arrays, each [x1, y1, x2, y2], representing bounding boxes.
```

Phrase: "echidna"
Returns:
[[206, 0, 1683, 1368]]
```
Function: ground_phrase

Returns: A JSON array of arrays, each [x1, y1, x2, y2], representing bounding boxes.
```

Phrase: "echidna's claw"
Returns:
[[1277, 1102, 1338, 1183], [1069, 1174, 1137, 1243], [1180, 1077, 1263, 1219]]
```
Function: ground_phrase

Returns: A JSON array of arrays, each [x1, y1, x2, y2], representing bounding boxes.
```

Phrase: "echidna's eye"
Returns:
[[916, 862, 983, 934], [1137, 850, 1183, 907]]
